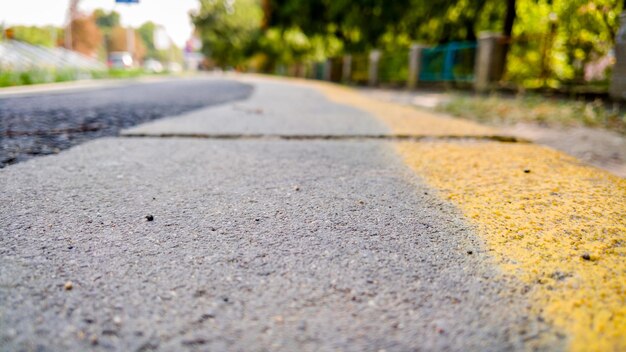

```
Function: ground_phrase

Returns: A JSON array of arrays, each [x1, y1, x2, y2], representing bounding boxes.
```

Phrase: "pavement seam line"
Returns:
[[118, 133, 529, 143]]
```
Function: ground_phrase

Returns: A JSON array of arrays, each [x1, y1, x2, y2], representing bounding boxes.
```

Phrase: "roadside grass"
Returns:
[[0, 68, 153, 88], [105, 68, 145, 79], [0, 69, 98, 87], [437, 93, 626, 134]]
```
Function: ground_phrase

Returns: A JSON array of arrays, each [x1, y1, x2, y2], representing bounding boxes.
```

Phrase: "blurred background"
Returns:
[[0, 0, 203, 83], [0, 0, 623, 91]]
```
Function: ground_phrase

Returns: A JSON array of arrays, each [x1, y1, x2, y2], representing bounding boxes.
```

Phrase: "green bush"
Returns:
[[0, 68, 153, 88], [379, 49, 409, 85]]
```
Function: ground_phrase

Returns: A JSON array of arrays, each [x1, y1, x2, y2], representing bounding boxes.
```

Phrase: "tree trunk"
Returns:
[[503, 0, 516, 38], [500, 0, 517, 79], [261, 0, 272, 29]]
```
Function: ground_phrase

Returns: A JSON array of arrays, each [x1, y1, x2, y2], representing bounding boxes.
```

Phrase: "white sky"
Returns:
[[0, 0, 200, 46]]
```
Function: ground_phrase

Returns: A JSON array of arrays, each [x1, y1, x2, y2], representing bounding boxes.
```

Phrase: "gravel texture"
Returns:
[[0, 79, 253, 167], [0, 137, 557, 352]]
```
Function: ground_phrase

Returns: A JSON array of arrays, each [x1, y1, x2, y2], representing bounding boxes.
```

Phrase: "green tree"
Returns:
[[265, 0, 508, 50], [93, 9, 120, 30], [506, 0, 623, 87], [11, 25, 61, 47], [70, 15, 103, 56], [558, 0, 621, 82], [93, 9, 121, 58], [107, 26, 146, 60], [137, 21, 160, 59], [192, 0, 264, 67], [138, 21, 183, 63], [195, 0, 625, 89]]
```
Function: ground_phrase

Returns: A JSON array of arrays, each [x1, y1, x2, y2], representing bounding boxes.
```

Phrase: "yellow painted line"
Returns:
[[395, 141, 626, 351], [314, 82, 497, 137], [283, 77, 626, 351], [238, 74, 496, 137]]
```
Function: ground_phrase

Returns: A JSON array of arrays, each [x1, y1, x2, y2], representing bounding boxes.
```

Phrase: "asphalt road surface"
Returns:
[[0, 78, 253, 168], [0, 77, 563, 351]]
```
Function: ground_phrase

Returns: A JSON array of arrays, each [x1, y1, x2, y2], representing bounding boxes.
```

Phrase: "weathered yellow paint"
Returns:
[[246, 75, 626, 350], [314, 82, 497, 136], [395, 141, 626, 351], [240, 74, 496, 136]]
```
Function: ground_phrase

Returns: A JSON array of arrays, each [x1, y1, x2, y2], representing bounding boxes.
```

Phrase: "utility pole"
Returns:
[[65, 0, 81, 50]]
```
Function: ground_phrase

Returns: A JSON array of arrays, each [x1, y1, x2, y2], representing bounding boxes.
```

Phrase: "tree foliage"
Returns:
[[266, 0, 508, 50], [70, 16, 102, 57], [10, 25, 62, 47], [507, 0, 622, 87], [193, 0, 625, 87], [138, 21, 163, 60], [137, 21, 183, 62], [192, 0, 263, 67], [107, 26, 146, 60], [93, 9, 121, 30]]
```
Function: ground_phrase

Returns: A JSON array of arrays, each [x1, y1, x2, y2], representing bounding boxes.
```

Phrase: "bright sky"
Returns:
[[0, 0, 200, 46]]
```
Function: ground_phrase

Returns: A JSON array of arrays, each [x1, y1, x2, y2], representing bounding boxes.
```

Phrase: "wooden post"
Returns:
[[474, 33, 505, 92], [342, 55, 352, 83], [368, 50, 381, 87], [408, 44, 426, 89], [323, 59, 332, 81]]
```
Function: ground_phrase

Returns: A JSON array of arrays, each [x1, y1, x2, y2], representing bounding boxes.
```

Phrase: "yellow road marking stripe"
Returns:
[[246, 75, 625, 350], [395, 141, 625, 352], [298, 77, 626, 351], [240, 74, 496, 136], [315, 82, 497, 136]]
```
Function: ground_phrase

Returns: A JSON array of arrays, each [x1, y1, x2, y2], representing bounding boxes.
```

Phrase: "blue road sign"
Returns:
[[116, 0, 139, 3]]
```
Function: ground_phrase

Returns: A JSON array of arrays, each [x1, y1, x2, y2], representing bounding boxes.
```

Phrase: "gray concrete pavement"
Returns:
[[0, 77, 253, 167], [122, 80, 389, 137], [0, 78, 559, 351]]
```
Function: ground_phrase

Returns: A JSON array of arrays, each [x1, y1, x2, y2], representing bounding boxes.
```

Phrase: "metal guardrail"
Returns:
[[288, 41, 480, 87], [0, 40, 106, 72], [419, 41, 477, 82]]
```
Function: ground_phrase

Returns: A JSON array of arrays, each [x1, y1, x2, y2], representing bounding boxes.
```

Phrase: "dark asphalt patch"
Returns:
[[0, 79, 253, 168]]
